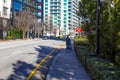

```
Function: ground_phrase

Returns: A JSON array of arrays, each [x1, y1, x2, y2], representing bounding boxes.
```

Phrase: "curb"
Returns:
[[45, 51, 61, 80]]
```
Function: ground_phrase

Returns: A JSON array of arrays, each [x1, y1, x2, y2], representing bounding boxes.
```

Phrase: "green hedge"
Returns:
[[74, 36, 88, 46], [74, 46, 120, 80]]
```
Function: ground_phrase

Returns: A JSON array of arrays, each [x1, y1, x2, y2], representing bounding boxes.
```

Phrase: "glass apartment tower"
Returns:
[[44, 0, 80, 36], [11, 0, 43, 23]]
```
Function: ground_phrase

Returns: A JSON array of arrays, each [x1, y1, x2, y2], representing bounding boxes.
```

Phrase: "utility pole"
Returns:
[[12, 6, 16, 39], [57, 20, 61, 37], [96, 0, 100, 55]]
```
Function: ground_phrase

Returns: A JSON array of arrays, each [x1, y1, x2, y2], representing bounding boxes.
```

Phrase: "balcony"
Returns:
[[51, 0, 61, 3]]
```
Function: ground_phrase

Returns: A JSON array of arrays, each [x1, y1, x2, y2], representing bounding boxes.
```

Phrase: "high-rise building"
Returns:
[[10, 0, 43, 38], [71, 0, 80, 35], [44, 0, 80, 36], [11, 0, 43, 23], [38, 0, 44, 22], [0, 0, 11, 18], [0, 0, 11, 39]]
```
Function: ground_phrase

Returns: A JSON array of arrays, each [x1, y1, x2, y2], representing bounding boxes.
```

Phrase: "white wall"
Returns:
[[0, 0, 11, 19]]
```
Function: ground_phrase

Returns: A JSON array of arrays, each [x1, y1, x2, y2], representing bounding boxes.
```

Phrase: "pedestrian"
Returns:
[[66, 35, 72, 50]]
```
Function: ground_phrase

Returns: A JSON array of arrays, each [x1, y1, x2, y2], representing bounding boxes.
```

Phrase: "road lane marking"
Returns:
[[0, 40, 48, 49], [12, 51, 21, 54], [26, 44, 62, 80]]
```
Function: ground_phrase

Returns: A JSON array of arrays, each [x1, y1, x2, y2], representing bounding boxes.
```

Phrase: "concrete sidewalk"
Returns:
[[46, 47, 91, 80]]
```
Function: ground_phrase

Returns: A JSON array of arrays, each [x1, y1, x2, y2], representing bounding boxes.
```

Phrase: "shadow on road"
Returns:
[[8, 61, 34, 80], [5, 45, 57, 80]]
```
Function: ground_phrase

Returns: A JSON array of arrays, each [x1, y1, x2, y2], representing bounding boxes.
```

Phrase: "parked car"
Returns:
[[42, 36, 50, 40]]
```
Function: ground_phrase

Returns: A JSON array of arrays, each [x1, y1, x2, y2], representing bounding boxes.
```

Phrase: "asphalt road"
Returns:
[[0, 39, 65, 80]]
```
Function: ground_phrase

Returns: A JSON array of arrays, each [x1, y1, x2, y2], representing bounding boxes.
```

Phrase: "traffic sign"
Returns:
[[75, 28, 83, 32]]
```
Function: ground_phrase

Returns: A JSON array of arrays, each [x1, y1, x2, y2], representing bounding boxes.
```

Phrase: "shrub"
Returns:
[[15, 29, 23, 39], [74, 46, 120, 80], [115, 53, 120, 65], [4, 36, 13, 40], [74, 36, 88, 46], [7, 27, 15, 39], [6, 27, 23, 40]]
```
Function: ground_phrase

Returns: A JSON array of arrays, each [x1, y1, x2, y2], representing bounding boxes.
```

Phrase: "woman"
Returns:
[[66, 35, 71, 50]]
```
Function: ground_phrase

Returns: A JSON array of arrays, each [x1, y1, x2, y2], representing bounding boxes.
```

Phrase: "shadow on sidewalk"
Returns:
[[46, 48, 91, 80]]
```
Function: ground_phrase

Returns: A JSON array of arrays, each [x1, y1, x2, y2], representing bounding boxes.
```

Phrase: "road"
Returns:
[[0, 39, 65, 80]]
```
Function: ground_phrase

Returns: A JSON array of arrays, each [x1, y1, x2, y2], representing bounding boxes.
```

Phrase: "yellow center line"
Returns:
[[26, 44, 64, 80]]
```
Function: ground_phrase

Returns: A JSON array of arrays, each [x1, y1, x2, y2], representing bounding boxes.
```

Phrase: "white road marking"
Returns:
[[0, 40, 63, 49], [0, 41, 42, 49], [12, 51, 21, 54]]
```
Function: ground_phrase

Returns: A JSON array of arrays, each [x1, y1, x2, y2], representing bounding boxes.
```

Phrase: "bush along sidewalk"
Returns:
[[74, 46, 120, 80]]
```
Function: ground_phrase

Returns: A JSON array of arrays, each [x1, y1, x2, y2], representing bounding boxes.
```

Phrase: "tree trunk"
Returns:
[[23, 32, 25, 39], [27, 31, 29, 39], [50, 30, 51, 36], [37, 32, 39, 38]]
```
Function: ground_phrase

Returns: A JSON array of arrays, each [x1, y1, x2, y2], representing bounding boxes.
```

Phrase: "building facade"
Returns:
[[11, 0, 43, 22], [0, 0, 44, 39], [38, 0, 44, 22], [10, 0, 43, 38], [71, 0, 80, 35], [44, 0, 80, 36], [0, 0, 11, 39]]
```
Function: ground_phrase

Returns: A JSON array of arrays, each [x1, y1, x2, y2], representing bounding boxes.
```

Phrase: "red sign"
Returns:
[[75, 28, 83, 32]]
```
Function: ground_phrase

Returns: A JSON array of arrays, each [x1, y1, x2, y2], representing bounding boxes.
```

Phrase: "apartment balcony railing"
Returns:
[[14, 0, 41, 10], [50, 4, 60, 6], [51, 0, 61, 2], [51, 7, 61, 10], [50, 12, 61, 14]]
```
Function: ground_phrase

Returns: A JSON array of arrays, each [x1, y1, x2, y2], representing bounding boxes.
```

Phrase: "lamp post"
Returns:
[[96, 0, 100, 55], [11, 6, 16, 39]]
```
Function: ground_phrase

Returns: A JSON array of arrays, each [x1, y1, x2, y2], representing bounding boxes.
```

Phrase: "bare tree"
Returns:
[[34, 19, 43, 38], [14, 11, 35, 39], [44, 15, 54, 36], [49, 19, 54, 36], [53, 27, 57, 37]]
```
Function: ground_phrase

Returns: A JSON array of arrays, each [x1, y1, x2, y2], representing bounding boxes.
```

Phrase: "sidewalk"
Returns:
[[46, 44, 91, 80]]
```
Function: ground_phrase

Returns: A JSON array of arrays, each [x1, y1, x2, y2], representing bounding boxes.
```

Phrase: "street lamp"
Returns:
[[11, 6, 16, 39], [96, 0, 100, 55]]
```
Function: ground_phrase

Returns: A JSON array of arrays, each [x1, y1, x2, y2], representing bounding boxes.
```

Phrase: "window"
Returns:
[[64, 28, 66, 30], [45, 11, 48, 13], [64, 21, 66, 24], [64, 3, 67, 5], [68, 2, 72, 4], [54, 21, 56, 23], [64, 14, 67, 16], [54, 18, 57, 20], [68, 17, 71, 19], [3, 19, 7, 27], [68, 20, 71, 22], [45, 7, 48, 10], [64, 10, 67, 13], [3, 7, 8, 16], [45, 0, 48, 2], [45, 18, 48, 20], [3, 0, 6, 3], [64, 18, 66, 20], [45, 4, 48, 6], [64, 25, 66, 27]]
